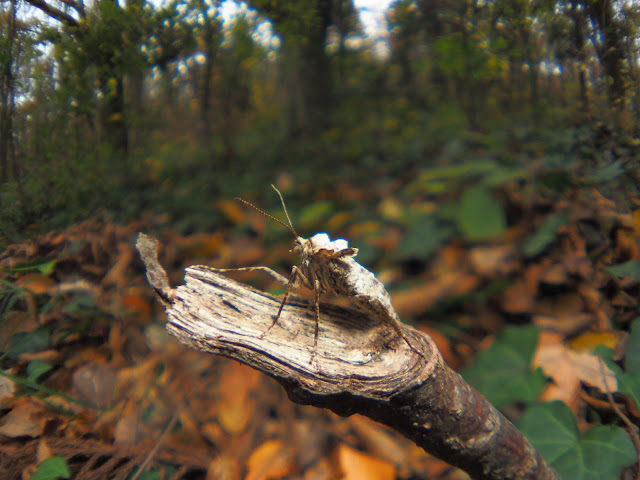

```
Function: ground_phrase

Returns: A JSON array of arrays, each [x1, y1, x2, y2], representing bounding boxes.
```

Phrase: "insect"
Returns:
[[210, 185, 421, 361]]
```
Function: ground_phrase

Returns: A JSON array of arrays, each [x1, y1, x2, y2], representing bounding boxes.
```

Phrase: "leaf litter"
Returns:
[[0, 180, 638, 479]]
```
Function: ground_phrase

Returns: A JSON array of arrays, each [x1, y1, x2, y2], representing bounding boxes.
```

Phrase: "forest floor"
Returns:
[[0, 157, 639, 479]]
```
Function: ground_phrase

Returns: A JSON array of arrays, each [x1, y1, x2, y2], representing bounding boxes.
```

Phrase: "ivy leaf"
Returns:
[[522, 212, 567, 257], [518, 402, 636, 480], [397, 214, 455, 259], [460, 325, 546, 408], [27, 359, 53, 382], [604, 260, 640, 280], [456, 186, 506, 241], [31, 457, 71, 480]]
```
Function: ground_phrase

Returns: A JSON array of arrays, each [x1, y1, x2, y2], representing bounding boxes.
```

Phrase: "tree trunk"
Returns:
[[0, 0, 17, 184], [583, 0, 627, 105], [136, 233, 561, 480]]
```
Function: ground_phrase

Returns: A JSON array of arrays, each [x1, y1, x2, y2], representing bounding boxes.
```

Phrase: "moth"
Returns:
[[210, 185, 420, 361]]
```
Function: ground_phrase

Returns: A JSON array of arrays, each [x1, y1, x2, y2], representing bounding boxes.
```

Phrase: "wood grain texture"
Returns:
[[137, 233, 560, 480]]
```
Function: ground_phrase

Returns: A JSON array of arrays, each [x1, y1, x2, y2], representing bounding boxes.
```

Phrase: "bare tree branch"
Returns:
[[23, 0, 80, 27], [136, 233, 560, 480]]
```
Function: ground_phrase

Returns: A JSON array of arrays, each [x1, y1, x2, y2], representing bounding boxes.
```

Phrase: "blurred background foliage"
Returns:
[[0, 0, 639, 241]]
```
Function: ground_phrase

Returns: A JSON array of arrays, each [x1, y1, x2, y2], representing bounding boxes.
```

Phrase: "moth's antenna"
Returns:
[[270, 184, 298, 237], [234, 186, 298, 238]]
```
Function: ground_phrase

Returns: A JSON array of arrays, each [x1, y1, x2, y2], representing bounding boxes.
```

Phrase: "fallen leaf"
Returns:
[[246, 440, 294, 480], [218, 199, 248, 225], [216, 363, 260, 435], [103, 242, 134, 287], [533, 313, 594, 336], [534, 335, 618, 413], [0, 375, 15, 403], [337, 444, 395, 480], [349, 416, 412, 473], [500, 281, 534, 314], [114, 402, 141, 445], [15, 273, 55, 294], [72, 363, 117, 408], [207, 454, 241, 480], [0, 400, 48, 438], [392, 272, 479, 317], [36, 439, 53, 463], [468, 245, 517, 278], [568, 331, 626, 353]]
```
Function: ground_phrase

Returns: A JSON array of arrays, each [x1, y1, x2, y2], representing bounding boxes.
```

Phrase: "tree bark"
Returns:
[[136, 233, 560, 480]]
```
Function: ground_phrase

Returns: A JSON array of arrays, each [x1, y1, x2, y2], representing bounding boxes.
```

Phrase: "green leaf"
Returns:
[[31, 457, 71, 480], [605, 260, 640, 280], [522, 212, 567, 257], [298, 201, 332, 228], [456, 186, 506, 241], [626, 318, 640, 374], [397, 214, 455, 259], [460, 325, 546, 408], [27, 359, 53, 382], [517, 402, 579, 462], [579, 426, 636, 480], [2, 259, 57, 275], [587, 160, 623, 183], [518, 402, 636, 480], [5, 328, 50, 361]]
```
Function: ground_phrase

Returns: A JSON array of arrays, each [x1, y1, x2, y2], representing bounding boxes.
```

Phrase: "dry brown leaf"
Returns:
[[115, 356, 162, 401], [533, 313, 594, 336], [36, 439, 53, 463], [0, 375, 15, 404], [114, 401, 141, 445], [392, 272, 479, 318], [216, 363, 260, 435], [206, 454, 241, 480], [349, 416, 412, 473], [71, 363, 117, 408], [218, 200, 247, 225], [0, 399, 48, 438], [303, 458, 333, 480], [326, 211, 353, 231], [246, 440, 295, 480], [103, 242, 134, 286], [179, 232, 227, 259], [120, 291, 153, 319], [337, 444, 395, 480], [468, 245, 517, 278], [534, 334, 618, 412], [500, 281, 534, 314], [615, 228, 638, 260], [15, 273, 55, 295], [611, 290, 637, 308], [540, 263, 569, 285], [578, 284, 602, 312], [533, 293, 583, 317]]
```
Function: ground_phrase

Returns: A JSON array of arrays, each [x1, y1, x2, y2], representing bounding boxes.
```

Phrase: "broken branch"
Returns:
[[136, 233, 559, 480]]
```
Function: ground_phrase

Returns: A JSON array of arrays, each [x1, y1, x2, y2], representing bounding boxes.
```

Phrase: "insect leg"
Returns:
[[313, 277, 321, 349], [262, 265, 305, 335]]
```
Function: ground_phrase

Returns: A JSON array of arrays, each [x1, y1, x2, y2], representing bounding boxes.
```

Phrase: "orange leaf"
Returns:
[[15, 273, 55, 294], [216, 363, 260, 435], [337, 444, 395, 480], [246, 440, 294, 480], [218, 199, 247, 225], [500, 281, 534, 314], [121, 292, 152, 320]]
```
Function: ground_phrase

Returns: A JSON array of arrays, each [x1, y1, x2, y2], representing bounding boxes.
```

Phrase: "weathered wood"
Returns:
[[136, 233, 560, 480]]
